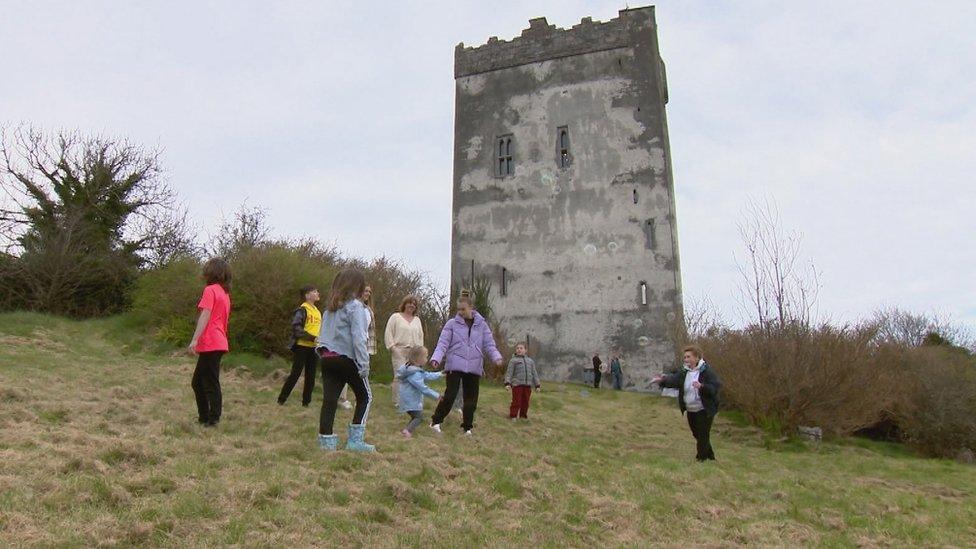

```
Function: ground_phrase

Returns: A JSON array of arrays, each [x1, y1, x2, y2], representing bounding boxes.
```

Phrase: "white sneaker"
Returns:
[[464, 430, 473, 436], [339, 400, 352, 410], [430, 423, 442, 433]]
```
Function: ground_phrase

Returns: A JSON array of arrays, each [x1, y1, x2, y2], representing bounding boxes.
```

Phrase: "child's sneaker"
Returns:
[[401, 429, 412, 439], [464, 430, 473, 436], [430, 423, 442, 433]]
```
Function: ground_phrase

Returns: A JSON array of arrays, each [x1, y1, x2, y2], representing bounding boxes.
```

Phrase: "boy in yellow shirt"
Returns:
[[278, 285, 321, 407]]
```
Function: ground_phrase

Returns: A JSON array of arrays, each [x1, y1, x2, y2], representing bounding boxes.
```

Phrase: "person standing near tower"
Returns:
[[591, 353, 603, 388], [384, 295, 425, 406], [428, 291, 503, 435], [315, 268, 375, 452], [652, 345, 722, 462], [609, 352, 624, 390]]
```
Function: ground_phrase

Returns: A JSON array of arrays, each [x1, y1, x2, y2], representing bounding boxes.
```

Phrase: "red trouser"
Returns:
[[509, 385, 533, 418]]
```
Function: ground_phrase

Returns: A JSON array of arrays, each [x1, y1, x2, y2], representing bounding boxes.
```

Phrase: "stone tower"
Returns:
[[450, 6, 683, 391]]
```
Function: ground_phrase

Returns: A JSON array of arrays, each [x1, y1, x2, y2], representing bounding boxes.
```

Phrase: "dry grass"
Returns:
[[1, 312, 975, 547]]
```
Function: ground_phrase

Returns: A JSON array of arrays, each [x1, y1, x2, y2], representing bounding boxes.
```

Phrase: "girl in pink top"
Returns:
[[187, 258, 232, 427]]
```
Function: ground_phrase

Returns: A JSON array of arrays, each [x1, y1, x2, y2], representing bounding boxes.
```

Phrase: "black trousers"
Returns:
[[191, 351, 224, 424], [594, 369, 602, 388], [686, 410, 716, 461], [278, 346, 318, 405], [431, 371, 480, 431], [319, 355, 371, 435]]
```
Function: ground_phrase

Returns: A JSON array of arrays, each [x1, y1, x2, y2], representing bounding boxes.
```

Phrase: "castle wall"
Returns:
[[451, 7, 682, 390]]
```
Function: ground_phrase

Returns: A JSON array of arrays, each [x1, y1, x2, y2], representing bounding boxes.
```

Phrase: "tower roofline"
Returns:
[[455, 6, 657, 78]]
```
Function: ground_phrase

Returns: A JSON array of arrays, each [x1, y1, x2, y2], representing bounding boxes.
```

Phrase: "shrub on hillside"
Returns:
[[893, 345, 976, 458], [131, 256, 202, 346], [227, 242, 341, 354], [131, 239, 447, 363], [688, 313, 976, 458], [0, 127, 190, 317], [697, 322, 900, 436]]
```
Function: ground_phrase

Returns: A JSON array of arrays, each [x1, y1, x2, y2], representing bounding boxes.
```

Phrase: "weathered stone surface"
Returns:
[[451, 7, 682, 391]]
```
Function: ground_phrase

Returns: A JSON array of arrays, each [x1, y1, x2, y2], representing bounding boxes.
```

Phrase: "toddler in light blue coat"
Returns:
[[395, 346, 442, 438]]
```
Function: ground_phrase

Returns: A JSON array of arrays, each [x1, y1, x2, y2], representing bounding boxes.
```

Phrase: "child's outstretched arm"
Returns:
[[422, 371, 443, 382], [407, 375, 440, 400]]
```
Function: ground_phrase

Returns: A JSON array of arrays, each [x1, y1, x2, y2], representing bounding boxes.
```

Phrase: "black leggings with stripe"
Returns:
[[319, 355, 372, 435]]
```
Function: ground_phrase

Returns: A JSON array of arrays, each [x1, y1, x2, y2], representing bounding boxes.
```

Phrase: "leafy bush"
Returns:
[[131, 256, 202, 346], [131, 239, 446, 379]]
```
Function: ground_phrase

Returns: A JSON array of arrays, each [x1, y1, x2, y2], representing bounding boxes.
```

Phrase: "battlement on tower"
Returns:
[[455, 6, 656, 78]]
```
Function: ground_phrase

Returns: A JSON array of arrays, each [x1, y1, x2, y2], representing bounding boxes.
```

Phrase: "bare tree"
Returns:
[[734, 198, 821, 330], [134, 205, 202, 269], [208, 203, 269, 258], [872, 306, 975, 349], [683, 294, 726, 341]]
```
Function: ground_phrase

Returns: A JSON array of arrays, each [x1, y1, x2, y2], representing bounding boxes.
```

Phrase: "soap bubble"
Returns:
[[607, 241, 619, 252], [636, 336, 651, 347], [541, 173, 554, 186], [583, 244, 597, 255], [632, 318, 644, 329]]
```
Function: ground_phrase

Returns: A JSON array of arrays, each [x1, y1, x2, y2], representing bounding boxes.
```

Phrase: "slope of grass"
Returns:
[[1, 313, 975, 546]]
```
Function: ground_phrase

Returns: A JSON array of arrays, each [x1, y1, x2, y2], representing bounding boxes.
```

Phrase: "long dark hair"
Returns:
[[327, 268, 365, 312], [202, 258, 232, 292]]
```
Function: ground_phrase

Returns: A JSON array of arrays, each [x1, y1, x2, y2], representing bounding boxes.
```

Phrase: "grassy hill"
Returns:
[[1, 312, 974, 547]]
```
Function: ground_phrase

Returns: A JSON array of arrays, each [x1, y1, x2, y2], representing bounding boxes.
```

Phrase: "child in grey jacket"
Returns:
[[504, 343, 541, 420], [395, 346, 442, 438]]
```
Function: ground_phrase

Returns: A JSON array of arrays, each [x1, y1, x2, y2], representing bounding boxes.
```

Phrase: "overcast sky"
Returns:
[[2, 1, 973, 331]]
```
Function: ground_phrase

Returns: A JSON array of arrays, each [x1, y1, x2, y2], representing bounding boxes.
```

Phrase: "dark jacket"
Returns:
[[658, 363, 722, 416], [287, 307, 316, 350], [592, 355, 602, 371]]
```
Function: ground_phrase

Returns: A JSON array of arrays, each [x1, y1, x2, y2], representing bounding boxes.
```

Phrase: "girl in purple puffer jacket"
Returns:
[[428, 291, 503, 435]]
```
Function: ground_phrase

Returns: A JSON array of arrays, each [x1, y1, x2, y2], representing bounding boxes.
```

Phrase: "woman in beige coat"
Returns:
[[384, 295, 425, 405]]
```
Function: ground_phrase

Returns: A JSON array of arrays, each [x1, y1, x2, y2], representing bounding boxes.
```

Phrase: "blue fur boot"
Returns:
[[318, 434, 339, 451], [345, 423, 375, 453]]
